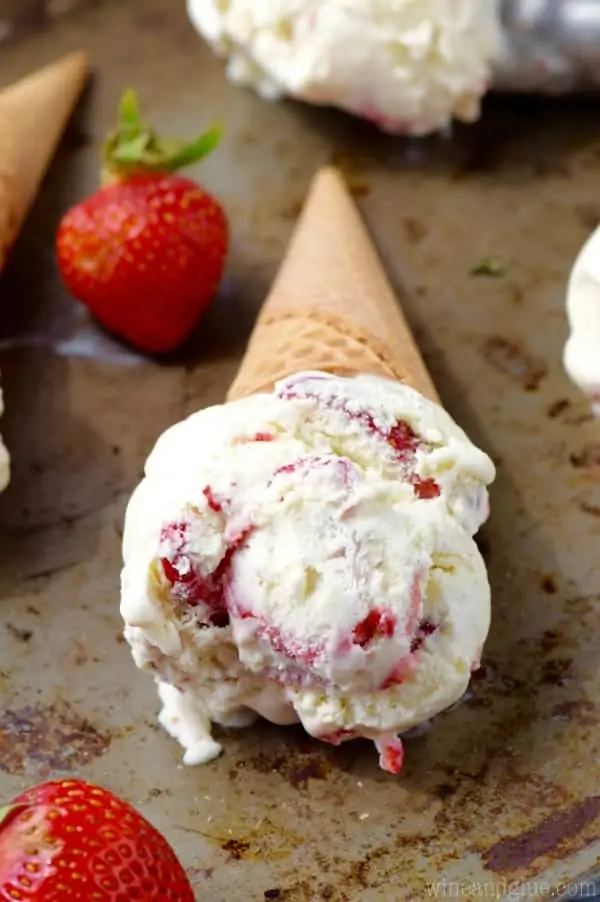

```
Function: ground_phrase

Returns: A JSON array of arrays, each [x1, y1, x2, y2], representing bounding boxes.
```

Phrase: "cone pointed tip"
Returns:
[[229, 162, 440, 404], [42, 49, 91, 82], [301, 165, 358, 229], [52, 49, 89, 65], [310, 164, 347, 195], [58, 50, 90, 75], [0, 48, 90, 102]]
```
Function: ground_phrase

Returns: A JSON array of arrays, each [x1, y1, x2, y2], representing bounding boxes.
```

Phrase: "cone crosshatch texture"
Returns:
[[0, 51, 89, 269], [227, 166, 439, 405]]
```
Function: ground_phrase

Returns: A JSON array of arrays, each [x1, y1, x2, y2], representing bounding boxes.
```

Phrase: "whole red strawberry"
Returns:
[[56, 90, 229, 354], [0, 778, 194, 900]]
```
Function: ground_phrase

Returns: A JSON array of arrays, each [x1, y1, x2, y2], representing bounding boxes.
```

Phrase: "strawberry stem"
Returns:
[[102, 88, 223, 183], [118, 88, 143, 137]]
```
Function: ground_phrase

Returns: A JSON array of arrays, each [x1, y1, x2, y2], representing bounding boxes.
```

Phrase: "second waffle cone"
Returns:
[[0, 51, 89, 269], [227, 166, 439, 405]]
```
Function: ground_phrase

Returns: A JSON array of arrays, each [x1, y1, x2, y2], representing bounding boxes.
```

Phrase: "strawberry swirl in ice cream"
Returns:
[[121, 371, 495, 773]]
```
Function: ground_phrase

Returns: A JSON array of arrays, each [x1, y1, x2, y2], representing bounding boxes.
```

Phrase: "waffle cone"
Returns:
[[227, 166, 439, 405], [0, 51, 89, 269]]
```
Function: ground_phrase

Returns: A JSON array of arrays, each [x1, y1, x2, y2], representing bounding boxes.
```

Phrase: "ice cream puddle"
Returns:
[[120, 166, 494, 774]]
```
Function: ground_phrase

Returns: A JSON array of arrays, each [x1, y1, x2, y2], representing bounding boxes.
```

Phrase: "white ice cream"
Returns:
[[121, 371, 495, 772], [564, 226, 600, 416], [187, 0, 503, 135], [0, 386, 10, 493]]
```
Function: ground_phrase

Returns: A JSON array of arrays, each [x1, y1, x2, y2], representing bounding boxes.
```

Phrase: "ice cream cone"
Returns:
[[0, 51, 90, 269], [227, 166, 439, 404]]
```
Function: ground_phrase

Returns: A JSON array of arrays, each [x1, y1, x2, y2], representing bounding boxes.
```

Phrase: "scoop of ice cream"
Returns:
[[187, 0, 502, 135], [564, 225, 600, 416], [121, 371, 495, 772]]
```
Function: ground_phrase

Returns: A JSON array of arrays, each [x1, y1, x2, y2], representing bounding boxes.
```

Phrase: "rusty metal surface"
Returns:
[[1, 2, 600, 900], [0, 0, 98, 46]]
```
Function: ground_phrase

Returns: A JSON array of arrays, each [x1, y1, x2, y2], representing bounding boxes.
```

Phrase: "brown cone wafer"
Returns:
[[0, 51, 89, 494], [227, 166, 439, 404], [0, 51, 89, 269]]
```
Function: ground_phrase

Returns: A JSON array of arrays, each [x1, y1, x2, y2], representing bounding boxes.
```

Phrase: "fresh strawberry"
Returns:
[[0, 778, 194, 900], [56, 90, 228, 354]]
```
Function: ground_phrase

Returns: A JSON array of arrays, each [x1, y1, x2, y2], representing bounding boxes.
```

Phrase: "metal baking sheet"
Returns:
[[1, 2, 599, 900]]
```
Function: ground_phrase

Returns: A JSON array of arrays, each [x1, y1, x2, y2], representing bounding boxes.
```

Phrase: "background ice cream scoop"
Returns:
[[188, 0, 600, 135], [564, 226, 600, 416], [121, 371, 495, 772], [187, 0, 502, 135]]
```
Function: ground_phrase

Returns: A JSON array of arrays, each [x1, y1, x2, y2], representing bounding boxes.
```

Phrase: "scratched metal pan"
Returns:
[[0, 2, 599, 901]]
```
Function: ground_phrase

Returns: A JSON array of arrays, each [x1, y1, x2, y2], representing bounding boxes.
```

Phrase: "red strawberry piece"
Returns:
[[352, 608, 396, 648], [56, 89, 229, 354], [0, 778, 194, 901]]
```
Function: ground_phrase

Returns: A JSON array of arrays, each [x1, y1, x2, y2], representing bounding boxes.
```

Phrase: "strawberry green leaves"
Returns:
[[103, 88, 223, 181]]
